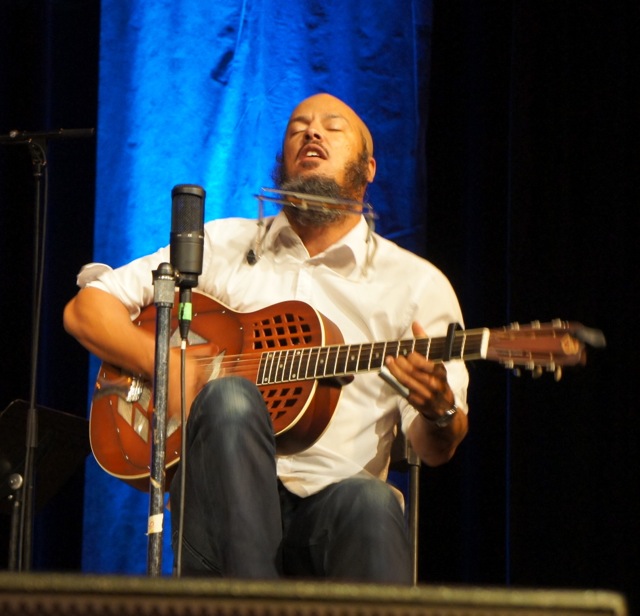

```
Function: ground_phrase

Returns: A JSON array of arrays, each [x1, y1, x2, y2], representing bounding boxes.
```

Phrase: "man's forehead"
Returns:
[[289, 94, 354, 118]]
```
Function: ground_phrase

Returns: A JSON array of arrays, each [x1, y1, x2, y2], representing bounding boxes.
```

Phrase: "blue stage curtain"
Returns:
[[85, 0, 432, 574]]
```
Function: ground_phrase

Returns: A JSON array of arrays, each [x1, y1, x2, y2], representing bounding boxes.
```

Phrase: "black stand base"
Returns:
[[0, 400, 90, 567]]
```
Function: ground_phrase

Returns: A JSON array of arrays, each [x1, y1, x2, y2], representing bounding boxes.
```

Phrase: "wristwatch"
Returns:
[[425, 404, 458, 428]]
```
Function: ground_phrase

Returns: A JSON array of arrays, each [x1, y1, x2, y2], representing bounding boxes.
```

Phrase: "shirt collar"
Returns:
[[264, 212, 373, 278]]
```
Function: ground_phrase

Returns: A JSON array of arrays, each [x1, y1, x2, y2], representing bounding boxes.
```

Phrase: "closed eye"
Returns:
[[287, 119, 309, 136], [324, 119, 347, 132]]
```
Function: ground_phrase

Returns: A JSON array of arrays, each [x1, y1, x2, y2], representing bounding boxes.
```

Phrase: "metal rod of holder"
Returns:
[[147, 262, 176, 576]]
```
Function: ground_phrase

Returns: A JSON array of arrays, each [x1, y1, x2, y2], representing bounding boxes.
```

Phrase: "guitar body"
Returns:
[[89, 293, 344, 490]]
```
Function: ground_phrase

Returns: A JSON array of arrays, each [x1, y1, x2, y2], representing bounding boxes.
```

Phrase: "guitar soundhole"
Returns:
[[252, 312, 314, 350], [262, 386, 303, 416]]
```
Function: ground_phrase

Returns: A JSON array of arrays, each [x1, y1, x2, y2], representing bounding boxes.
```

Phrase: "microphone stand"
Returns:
[[147, 262, 176, 576], [0, 127, 94, 571], [147, 183, 204, 576]]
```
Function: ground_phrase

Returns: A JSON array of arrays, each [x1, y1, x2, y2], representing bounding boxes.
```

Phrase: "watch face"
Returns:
[[435, 405, 457, 428]]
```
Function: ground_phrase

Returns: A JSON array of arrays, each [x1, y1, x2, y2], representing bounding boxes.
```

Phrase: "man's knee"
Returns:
[[186, 376, 275, 458], [332, 477, 405, 528], [190, 376, 267, 428]]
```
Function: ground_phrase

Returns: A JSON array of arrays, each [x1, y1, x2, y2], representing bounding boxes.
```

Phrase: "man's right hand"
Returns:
[[166, 342, 218, 426]]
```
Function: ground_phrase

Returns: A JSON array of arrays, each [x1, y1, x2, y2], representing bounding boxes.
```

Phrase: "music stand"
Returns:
[[0, 400, 90, 566]]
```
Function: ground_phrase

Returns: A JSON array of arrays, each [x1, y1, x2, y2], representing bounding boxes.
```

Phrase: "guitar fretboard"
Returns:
[[257, 329, 489, 385]]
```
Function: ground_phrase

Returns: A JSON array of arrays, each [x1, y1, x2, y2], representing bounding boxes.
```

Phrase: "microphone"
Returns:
[[170, 184, 206, 340], [246, 249, 258, 265]]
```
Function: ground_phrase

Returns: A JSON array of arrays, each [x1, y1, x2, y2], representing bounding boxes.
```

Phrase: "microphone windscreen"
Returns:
[[170, 184, 205, 284]]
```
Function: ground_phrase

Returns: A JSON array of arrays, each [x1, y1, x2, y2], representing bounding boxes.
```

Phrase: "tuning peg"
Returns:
[[554, 366, 563, 381], [502, 361, 523, 377], [532, 365, 543, 379]]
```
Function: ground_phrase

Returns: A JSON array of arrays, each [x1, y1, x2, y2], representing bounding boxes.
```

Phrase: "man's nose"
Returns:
[[304, 124, 323, 141]]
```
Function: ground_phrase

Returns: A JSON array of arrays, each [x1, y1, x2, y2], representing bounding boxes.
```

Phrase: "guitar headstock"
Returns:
[[485, 319, 606, 380]]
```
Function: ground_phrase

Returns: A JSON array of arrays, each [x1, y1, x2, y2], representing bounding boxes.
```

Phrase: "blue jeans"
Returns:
[[169, 376, 412, 583]]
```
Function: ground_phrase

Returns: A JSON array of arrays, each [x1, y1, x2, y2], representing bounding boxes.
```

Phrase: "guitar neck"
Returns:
[[257, 328, 489, 385]]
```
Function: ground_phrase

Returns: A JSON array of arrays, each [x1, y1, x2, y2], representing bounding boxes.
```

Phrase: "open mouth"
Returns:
[[298, 143, 327, 161]]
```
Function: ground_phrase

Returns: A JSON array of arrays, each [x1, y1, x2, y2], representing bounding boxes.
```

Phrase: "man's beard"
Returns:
[[272, 151, 370, 227]]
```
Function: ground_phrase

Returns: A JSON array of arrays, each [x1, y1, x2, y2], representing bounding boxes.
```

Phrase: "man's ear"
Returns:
[[367, 156, 377, 183]]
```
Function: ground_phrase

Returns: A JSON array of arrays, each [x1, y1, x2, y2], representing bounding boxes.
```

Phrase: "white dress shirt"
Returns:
[[81, 212, 468, 496]]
